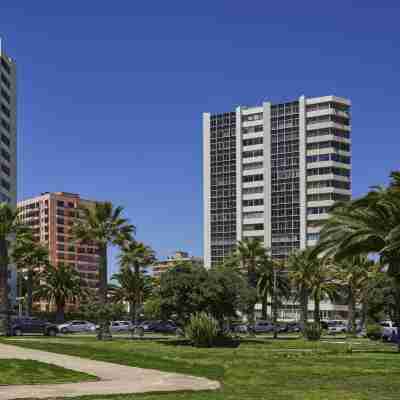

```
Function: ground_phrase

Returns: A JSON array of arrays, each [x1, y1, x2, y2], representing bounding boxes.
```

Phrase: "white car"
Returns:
[[327, 323, 347, 334], [110, 321, 133, 333], [58, 320, 96, 334], [381, 321, 399, 342]]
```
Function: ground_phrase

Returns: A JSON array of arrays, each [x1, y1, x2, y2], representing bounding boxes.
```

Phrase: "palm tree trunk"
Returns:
[[300, 287, 308, 333], [0, 237, 10, 336], [261, 295, 268, 320], [27, 269, 33, 316], [247, 263, 257, 335], [347, 288, 356, 336], [55, 302, 65, 324], [272, 288, 278, 339], [313, 294, 321, 328], [97, 245, 111, 340], [394, 277, 400, 352]]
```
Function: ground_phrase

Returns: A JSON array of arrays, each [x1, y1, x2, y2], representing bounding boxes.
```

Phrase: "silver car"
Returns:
[[110, 321, 133, 333], [58, 320, 96, 334]]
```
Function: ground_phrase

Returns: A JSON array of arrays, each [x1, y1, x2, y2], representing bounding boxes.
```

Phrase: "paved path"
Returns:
[[0, 343, 220, 399]]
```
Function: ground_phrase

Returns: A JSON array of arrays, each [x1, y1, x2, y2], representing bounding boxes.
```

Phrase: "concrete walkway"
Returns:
[[0, 343, 220, 399]]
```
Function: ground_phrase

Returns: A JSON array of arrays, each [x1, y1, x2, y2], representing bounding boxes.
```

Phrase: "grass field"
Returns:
[[4, 336, 400, 399], [0, 358, 97, 385]]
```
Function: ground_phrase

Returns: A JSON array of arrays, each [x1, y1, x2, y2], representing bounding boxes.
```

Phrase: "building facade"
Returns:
[[151, 251, 201, 279], [0, 42, 18, 306], [17, 192, 100, 310], [203, 95, 351, 268]]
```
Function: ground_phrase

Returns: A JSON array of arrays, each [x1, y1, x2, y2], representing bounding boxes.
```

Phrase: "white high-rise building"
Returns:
[[203, 95, 351, 319], [0, 41, 17, 305]]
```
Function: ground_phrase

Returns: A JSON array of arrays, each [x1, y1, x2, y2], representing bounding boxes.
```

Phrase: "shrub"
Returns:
[[304, 322, 321, 341], [185, 312, 219, 347], [366, 324, 382, 341]]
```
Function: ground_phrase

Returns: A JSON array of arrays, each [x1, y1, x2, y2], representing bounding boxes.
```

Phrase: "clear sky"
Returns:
[[1, 2, 399, 274]]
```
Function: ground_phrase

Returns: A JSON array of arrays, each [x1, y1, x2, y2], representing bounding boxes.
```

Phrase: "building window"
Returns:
[[1, 178, 10, 191], [242, 113, 263, 122], [1, 74, 10, 89], [242, 149, 263, 158], [1, 89, 10, 104], [1, 104, 10, 118], [243, 198, 264, 207], [243, 174, 263, 183], [1, 59, 11, 74], [1, 148, 10, 162], [1, 164, 10, 176], [1, 118, 10, 132], [1, 134, 9, 147], [243, 223, 264, 231], [243, 137, 263, 147]]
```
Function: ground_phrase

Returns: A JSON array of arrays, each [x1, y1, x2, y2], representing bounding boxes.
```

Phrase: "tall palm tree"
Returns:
[[308, 258, 340, 327], [335, 256, 374, 335], [317, 171, 400, 348], [0, 203, 26, 335], [257, 256, 290, 338], [35, 263, 85, 323], [236, 238, 266, 330], [287, 249, 315, 331], [72, 202, 134, 339], [12, 231, 49, 316], [118, 241, 155, 325], [110, 268, 153, 322]]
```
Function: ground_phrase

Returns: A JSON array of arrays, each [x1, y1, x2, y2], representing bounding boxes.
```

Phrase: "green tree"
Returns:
[[35, 263, 85, 323], [117, 241, 155, 325], [308, 258, 339, 328], [257, 256, 290, 338], [12, 231, 49, 316], [110, 268, 153, 323], [335, 256, 374, 335], [72, 202, 134, 339], [0, 203, 27, 335], [317, 171, 400, 349], [236, 238, 265, 330], [287, 249, 315, 332], [159, 262, 250, 327]]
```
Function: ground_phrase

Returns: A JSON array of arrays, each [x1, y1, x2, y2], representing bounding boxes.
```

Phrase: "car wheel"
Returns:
[[14, 328, 22, 336], [47, 329, 57, 337]]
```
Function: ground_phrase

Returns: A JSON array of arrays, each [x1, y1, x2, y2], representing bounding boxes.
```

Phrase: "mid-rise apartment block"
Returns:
[[17, 192, 100, 310], [151, 251, 201, 278], [0, 42, 17, 305], [203, 95, 351, 268]]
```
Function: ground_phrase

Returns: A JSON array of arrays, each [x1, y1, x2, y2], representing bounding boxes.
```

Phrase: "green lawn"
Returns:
[[3, 336, 400, 399], [0, 358, 97, 385]]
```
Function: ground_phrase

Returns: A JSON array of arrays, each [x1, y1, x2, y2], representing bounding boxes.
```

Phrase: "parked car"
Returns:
[[251, 321, 275, 334], [58, 320, 96, 334], [139, 320, 179, 334], [11, 317, 58, 336], [231, 323, 248, 334], [286, 322, 302, 333], [327, 323, 347, 334], [381, 321, 399, 342], [110, 321, 133, 333]]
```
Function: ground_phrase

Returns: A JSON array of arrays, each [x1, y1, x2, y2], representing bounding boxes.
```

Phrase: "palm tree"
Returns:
[[308, 258, 339, 327], [317, 171, 400, 348], [12, 231, 49, 316], [35, 263, 85, 323], [0, 203, 27, 335], [236, 238, 266, 331], [335, 256, 374, 335], [72, 202, 134, 339], [117, 241, 155, 325], [110, 268, 153, 322], [257, 256, 290, 338], [287, 249, 315, 331]]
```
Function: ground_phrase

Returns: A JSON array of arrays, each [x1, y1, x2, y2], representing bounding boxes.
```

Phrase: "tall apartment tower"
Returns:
[[203, 95, 351, 267], [0, 42, 17, 304], [18, 192, 101, 310]]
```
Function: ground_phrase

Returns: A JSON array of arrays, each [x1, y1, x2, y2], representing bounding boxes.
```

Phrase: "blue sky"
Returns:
[[1, 2, 399, 273]]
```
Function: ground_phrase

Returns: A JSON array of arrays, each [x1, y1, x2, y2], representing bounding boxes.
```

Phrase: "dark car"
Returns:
[[140, 320, 178, 334], [11, 317, 59, 336]]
